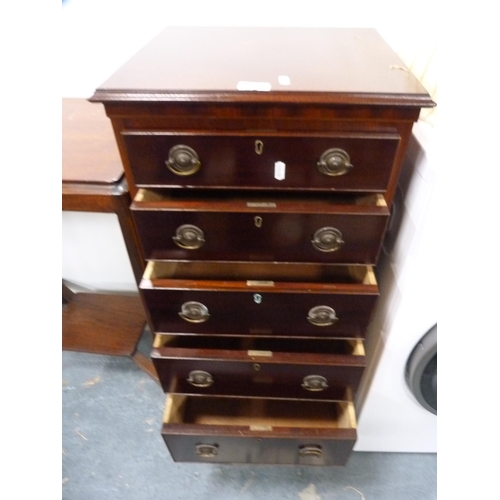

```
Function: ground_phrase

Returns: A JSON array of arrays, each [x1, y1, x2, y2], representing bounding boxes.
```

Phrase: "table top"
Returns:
[[91, 27, 433, 107], [62, 98, 123, 185]]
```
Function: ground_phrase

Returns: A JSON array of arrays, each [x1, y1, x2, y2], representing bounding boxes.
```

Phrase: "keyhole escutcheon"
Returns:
[[255, 140, 264, 155], [254, 216, 263, 228]]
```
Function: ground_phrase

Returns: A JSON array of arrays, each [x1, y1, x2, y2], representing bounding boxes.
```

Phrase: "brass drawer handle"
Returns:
[[166, 145, 201, 176], [299, 445, 323, 458], [307, 305, 338, 327], [173, 224, 205, 249], [311, 227, 344, 252], [317, 148, 353, 176], [195, 443, 218, 458], [187, 370, 214, 387], [179, 301, 210, 323], [302, 375, 329, 392]]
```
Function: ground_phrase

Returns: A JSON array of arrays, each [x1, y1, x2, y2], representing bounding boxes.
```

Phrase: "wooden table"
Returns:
[[62, 98, 156, 380]]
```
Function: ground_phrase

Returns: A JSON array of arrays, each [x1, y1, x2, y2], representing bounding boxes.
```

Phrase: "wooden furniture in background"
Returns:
[[62, 98, 156, 381], [62, 98, 144, 283]]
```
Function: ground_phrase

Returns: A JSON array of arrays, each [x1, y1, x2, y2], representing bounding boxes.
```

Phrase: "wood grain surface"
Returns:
[[62, 98, 123, 184], [92, 27, 434, 107], [62, 293, 146, 356]]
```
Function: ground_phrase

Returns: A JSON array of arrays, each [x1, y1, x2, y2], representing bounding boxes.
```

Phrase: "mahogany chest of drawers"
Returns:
[[92, 27, 434, 466]]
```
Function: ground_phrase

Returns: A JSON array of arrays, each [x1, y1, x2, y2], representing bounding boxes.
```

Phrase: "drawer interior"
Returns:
[[136, 188, 387, 207], [164, 394, 356, 430], [154, 334, 365, 356], [144, 261, 376, 285]]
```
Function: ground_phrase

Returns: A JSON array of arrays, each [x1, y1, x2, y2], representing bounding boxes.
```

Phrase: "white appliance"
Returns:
[[354, 122, 437, 452]]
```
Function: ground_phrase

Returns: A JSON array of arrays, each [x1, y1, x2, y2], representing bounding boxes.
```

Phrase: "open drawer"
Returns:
[[141, 261, 378, 339], [152, 335, 365, 400], [162, 394, 357, 465], [131, 189, 389, 264]]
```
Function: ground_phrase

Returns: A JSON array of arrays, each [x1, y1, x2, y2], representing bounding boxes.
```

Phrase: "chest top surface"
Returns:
[[91, 27, 433, 107]]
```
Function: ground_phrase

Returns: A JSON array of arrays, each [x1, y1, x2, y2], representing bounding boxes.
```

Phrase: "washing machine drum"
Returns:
[[405, 324, 437, 415]]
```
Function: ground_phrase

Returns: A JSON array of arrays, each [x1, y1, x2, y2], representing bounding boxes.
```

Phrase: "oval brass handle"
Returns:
[[173, 224, 205, 249], [179, 301, 210, 323], [299, 445, 323, 458], [307, 305, 338, 326], [166, 145, 201, 176], [187, 370, 214, 387], [311, 227, 344, 252], [317, 148, 353, 176], [195, 443, 218, 458], [302, 375, 329, 392]]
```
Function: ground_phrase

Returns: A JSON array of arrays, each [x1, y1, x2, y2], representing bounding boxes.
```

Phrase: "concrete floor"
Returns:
[[62, 351, 437, 500]]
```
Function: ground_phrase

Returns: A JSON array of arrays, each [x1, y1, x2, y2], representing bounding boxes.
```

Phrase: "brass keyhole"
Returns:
[[254, 216, 263, 228], [253, 363, 261, 371], [255, 140, 264, 155]]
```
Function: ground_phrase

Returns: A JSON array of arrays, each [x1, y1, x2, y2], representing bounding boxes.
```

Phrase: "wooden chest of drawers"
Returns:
[[92, 27, 434, 466]]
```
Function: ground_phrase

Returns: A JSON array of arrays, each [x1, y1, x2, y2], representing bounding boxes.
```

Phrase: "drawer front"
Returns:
[[164, 434, 355, 465], [132, 210, 389, 264], [122, 132, 399, 192], [152, 357, 364, 400], [142, 288, 378, 338], [162, 395, 357, 465]]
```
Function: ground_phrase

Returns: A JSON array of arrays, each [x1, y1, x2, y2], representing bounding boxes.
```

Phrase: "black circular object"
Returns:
[[405, 324, 437, 415]]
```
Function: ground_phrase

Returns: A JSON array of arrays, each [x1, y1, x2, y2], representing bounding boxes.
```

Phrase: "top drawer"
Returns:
[[122, 132, 400, 192]]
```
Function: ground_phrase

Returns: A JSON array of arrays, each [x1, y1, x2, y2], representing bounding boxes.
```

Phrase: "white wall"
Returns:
[[62, 212, 137, 291]]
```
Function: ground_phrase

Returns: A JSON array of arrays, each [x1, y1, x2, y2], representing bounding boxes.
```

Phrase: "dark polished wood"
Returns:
[[132, 193, 389, 264], [162, 395, 356, 465], [142, 261, 377, 339], [164, 433, 356, 466], [91, 28, 432, 106], [107, 102, 420, 204], [152, 337, 365, 399], [164, 431, 355, 466], [104, 101, 422, 124], [141, 285, 377, 339], [92, 27, 434, 204], [133, 212, 388, 264], [62, 98, 123, 184], [90, 28, 434, 465], [122, 131, 400, 192], [62, 293, 146, 356]]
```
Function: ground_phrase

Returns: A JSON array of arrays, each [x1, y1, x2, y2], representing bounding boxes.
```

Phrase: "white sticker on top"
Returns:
[[278, 75, 291, 86], [237, 81, 272, 91], [274, 161, 286, 180]]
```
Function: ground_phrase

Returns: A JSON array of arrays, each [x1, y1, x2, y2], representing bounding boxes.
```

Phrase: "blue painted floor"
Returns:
[[62, 351, 437, 500]]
